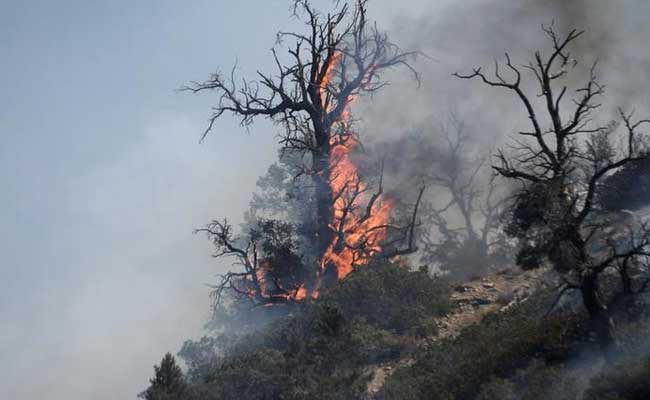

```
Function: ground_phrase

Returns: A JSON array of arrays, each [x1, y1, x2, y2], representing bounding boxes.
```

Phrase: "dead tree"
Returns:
[[381, 113, 509, 279], [187, 1, 418, 304], [455, 25, 650, 346], [421, 114, 509, 279]]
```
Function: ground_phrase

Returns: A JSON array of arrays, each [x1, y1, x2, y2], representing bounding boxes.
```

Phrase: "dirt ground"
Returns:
[[365, 266, 555, 397]]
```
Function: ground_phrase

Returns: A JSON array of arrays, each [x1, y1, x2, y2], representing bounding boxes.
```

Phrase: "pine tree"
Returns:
[[141, 353, 187, 400]]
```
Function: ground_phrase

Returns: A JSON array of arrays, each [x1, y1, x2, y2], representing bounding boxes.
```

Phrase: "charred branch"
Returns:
[[191, 1, 419, 307], [383, 186, 425, 258], [183, 0, 418, 150], [456, 24, 650, 346]]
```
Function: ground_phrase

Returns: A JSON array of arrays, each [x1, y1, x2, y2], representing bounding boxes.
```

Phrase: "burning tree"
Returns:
[[188, 0, 420, 306], [455, 25, 650, 346]]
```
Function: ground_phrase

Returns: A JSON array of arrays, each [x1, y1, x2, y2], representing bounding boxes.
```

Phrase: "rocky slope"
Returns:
[[365, 266, 556, 397]]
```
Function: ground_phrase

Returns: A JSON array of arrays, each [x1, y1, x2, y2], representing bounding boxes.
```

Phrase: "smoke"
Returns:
[[359, 0, 650, 146], [373, 0, 650, 371], [157, 1, 650, 396], [177, 1, 650, 396], [341, 0, 650, 275]]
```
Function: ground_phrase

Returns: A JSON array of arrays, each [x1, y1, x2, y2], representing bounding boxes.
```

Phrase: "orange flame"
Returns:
[[248, 51, 393, 303], [250, 262, 307, 303], [317, 52, 393, 281], [321, 139, 393, 279]]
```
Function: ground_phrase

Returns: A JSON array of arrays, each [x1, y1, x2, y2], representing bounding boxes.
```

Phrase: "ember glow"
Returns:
[[251, 265, 309, 304], [250, 257, 307, 302]]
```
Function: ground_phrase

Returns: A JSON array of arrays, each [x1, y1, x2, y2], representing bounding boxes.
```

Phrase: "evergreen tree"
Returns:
[[141, 353, 187, 400]]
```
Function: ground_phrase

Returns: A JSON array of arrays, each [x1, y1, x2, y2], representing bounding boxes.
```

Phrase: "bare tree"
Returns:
[[421, 114, 509, 279], [379, 113, 510, 280], [188, 1, 420, 305], [455, 24, 650, 346]]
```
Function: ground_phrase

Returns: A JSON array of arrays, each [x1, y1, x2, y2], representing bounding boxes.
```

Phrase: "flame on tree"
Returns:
[[188, 0, 421, 306]]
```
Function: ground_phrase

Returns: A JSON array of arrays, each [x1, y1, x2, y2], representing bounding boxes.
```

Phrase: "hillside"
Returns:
[[141, 262, 650, 399]]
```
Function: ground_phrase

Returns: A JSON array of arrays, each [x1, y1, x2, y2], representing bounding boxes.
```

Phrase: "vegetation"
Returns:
[[187, 0, 422, 307], [145, 270, 650, 399], [456, 24, 650, 346], [319, 262, 451, 334], [140, 2, 650, 399], [583, 316, 650, 400], [380, 113, 512, 282], [379, 291, 583, 400], [140, 353, 188, 400], [171, 263, 451, 399], [584, 356, 650, 400]]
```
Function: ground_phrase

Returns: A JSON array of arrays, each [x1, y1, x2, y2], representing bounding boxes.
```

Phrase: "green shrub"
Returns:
[[202, 311, 400, 399], [379, 292, 581, 400], [476, 360, 579, 400], [323, 262, 452, 334], [190, 263, 452, 399], [206, 349, 290, 400], [140, 353, 188, 400]]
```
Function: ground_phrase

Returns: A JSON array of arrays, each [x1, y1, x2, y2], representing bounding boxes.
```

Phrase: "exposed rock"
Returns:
[[364, 359, 414, 398], [365, 266, 555, 398], [365, 365, 392, 397], [437, 266, 554, 340]]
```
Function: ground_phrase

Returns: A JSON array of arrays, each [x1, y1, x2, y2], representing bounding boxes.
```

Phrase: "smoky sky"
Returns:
[[359, 0, 650, 151], [2, 1, 650, 399]]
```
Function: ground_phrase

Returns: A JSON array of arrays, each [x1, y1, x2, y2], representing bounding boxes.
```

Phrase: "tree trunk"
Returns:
[[581, 272, 614, 348], [310, 147, 336, 288]]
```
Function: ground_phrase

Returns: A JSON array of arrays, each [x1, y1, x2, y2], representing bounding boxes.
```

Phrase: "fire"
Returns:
[[247, 262, 309, 303], [321, 137, 393, 279], [247, 51, 394, 304], [317, 52, 394, 281], [248, 269, 309, 303]]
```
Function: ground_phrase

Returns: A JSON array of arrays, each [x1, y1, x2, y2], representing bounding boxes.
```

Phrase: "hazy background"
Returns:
[[3, 1, 650, 399], [0, 1, 439, 399]]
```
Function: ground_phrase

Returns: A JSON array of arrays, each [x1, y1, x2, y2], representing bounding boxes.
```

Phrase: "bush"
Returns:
[[205, 348, 292, 400], [476, 360, 579, 400], [582, 316, 650, 400], [323, 262, 452, 334], [186, 263, 452, 399], [140, 353, 188, 400], [201, 308, 401, 399], [583, 356, 650, 400], [379, 292, 582, 400]]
